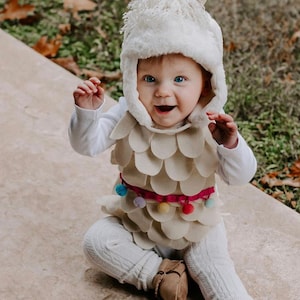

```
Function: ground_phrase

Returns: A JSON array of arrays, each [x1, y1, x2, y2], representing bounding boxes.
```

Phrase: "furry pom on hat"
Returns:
[[120, 0, 227, 128]]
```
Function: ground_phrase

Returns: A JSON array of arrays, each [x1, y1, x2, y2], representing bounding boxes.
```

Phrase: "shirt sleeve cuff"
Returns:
[[217, 133, 244, 157], [74, 99, 106, 121]]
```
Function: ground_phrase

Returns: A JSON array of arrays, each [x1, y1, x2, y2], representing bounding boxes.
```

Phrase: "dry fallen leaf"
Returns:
[[224, 41, 237, 52], [32, 35, 62, 58], [58, 23, 71, 35], [280, 73, 296, 85], [51, 57, 82, 76], [0, 0, 35, 21], [280, 178, 300, 188], [81, 69, 122, 82], [261, 176, 300, 188], [260, 158, 300, 189], [289, 30, 300, 45], [63, 0, 97, 19], [50, 57, 122, 81], [289, 159, 300, 177], [263, 72, 273, 87]]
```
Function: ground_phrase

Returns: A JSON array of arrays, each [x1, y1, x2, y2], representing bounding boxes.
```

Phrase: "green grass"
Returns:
[[1, 0, 299, 211]]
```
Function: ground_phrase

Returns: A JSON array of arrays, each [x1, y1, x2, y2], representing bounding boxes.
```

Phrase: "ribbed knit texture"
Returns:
[[184, 221, 253, 299], [83, 216, 162, 291]]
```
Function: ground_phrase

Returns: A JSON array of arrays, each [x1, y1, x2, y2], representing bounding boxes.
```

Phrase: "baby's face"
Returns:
[[137, 54, 205, 128]]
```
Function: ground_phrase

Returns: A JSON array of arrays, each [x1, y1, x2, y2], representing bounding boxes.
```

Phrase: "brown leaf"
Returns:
[[280, 73, 296, 85], [51, 57, 82, 76], [263, 72, 273, 87], [291, 200, 297, 209], [271, 190, 283, 199], [289, 30, 300, 45], [224, 41, 237, 52], [81, 69, 122, 82], [289, 159, 300, 177], [63, 0, 97, 18], [0, 0, 35, 21], [285, 191, 294, 202], [32, 35, 62, 58], [95, 26, 107, 39], [261, 174, 300, 188], [58, 23, 71, 35], [280, 178, 300, 188], [260, 174, 282, 187]]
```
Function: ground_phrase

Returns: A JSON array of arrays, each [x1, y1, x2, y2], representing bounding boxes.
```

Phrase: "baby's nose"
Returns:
[[155, 82, 172, 98]]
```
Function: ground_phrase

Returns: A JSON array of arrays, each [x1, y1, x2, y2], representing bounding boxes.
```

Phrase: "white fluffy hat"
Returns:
[[120, 0, 227, 128]]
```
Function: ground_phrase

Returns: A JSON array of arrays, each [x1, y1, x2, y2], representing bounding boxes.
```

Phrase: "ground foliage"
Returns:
[[0, 0, 299, 212]]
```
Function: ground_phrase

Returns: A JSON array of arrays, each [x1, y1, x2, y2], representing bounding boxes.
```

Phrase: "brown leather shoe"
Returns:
[[152, 259, 188, 300]]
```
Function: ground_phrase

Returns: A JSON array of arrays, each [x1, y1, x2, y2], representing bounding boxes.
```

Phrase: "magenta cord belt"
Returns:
[[115, 173, 215, 215]]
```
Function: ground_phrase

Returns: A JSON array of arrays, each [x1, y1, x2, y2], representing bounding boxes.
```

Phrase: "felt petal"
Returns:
[[194, 143, 218, 177], [146, 202, 176, 222], [128, 208, 153, 232], [122, 214, 140, 232], [133, 231, 156, 250], [161, 214, 190, 240], [177, 127, 205, 158], [179, 167, 207, 195], [148, 223, 189, 250], [197, 205, 221, 226], [122, 159, 147, 187], [147, 222, 169, 245], [179, 200, 205, 221], [167, 238, 189, 250], [129, 124, 152, 153], [110, 112, 137, 140], [165, 151, 193, 181], [151, 133, 177, 159], [184, 222, 212, 242], [150, 167, 178, 195], [113, 136, 132, 167], [135, 150, 163, 176], [120, 190, 140, 213]]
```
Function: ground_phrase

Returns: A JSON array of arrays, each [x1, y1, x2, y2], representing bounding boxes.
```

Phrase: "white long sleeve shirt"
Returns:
[[69, 97, 257, 186]]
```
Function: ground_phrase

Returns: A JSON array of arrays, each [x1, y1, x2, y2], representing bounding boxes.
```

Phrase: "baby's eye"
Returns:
[[174, 76, 185, 83], [144, 75, 155, 83]]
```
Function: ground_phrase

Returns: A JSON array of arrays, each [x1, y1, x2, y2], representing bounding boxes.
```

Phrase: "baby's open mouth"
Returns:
[[155, 105, 176, 112]]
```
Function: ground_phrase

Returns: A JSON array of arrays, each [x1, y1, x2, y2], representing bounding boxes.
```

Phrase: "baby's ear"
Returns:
[[199, 78, 215, 108], [202, 77, 212, 96]]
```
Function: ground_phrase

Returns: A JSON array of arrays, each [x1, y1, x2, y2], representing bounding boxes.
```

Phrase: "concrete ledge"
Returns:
[[1, 29, 299, 299]]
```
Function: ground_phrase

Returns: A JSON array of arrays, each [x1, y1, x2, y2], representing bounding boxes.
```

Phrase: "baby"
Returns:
[[69, 1, 257, 299]]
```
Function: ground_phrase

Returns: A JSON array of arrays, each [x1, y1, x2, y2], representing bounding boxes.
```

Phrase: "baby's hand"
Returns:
[[206, 112, 238, 149], [73, 77, 104, 110]]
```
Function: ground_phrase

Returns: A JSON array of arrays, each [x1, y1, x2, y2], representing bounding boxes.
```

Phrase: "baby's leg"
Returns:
[[184, 221, 252, 300], [83, 216, 162, 291]]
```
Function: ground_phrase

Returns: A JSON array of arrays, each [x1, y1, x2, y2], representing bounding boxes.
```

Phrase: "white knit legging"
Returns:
[[83, 216, 252, 300]]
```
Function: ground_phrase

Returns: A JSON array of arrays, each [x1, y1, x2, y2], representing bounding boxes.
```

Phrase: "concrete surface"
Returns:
[[0, 29, 299, 300]]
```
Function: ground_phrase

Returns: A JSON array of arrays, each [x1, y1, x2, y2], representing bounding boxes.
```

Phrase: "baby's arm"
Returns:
[[207, 111, 257, 185], [69, 78, 127, 157]]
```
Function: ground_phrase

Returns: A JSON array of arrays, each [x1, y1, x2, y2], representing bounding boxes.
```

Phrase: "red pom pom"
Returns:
[[182, 203, 194, 214]]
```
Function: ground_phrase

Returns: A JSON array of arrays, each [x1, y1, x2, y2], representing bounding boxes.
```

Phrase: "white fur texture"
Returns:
[[121, 0, 227, 128]]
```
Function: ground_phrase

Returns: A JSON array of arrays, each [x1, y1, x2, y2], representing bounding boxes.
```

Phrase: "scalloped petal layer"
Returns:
[[103, 112, 221, 249]]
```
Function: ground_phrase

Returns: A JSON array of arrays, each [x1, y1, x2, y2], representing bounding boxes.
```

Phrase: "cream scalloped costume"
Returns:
[[100, 0, 228, 250]]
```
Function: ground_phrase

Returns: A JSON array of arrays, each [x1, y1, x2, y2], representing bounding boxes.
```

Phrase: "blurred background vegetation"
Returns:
[[0, 0, 299, 211]]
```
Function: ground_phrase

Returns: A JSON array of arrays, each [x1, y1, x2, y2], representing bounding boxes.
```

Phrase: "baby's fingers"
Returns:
[[207, 111, 233, 123], [89, 77, 101, 86]]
